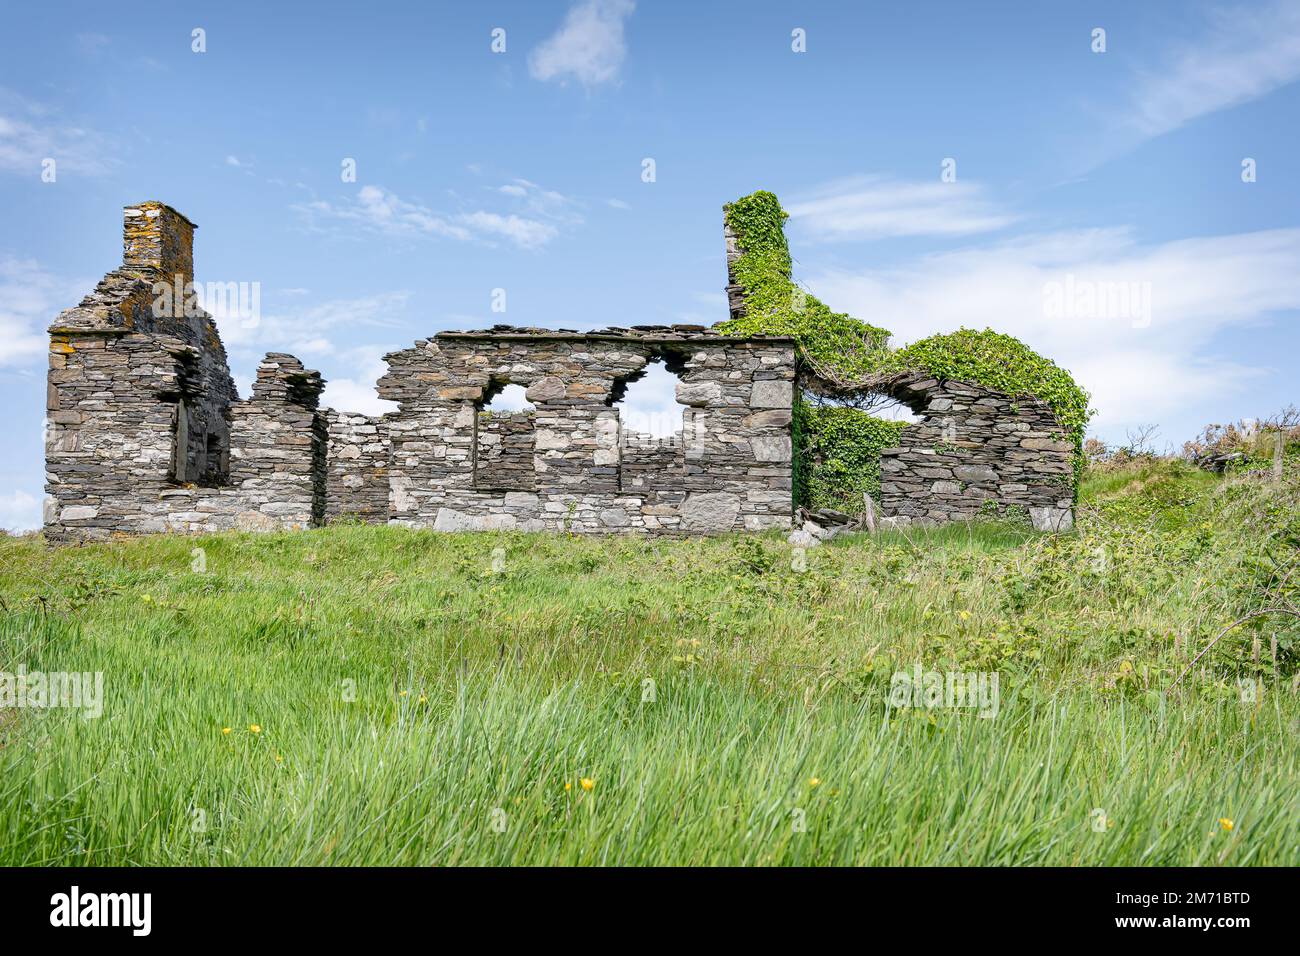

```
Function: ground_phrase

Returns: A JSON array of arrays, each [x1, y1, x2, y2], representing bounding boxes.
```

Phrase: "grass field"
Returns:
[[1, 460, 1297, 865]]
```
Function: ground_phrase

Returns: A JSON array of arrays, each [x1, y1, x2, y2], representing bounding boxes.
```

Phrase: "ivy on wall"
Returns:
[[798, 403, 906, 514], [717, 191, 892, 383], [717, 189, 1093, 505], [880, 328, 1091, 464]]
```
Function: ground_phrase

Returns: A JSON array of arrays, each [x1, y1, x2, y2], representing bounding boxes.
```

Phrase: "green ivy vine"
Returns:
[[798, 403, 906, 513], [717, 189, 1093, 504]]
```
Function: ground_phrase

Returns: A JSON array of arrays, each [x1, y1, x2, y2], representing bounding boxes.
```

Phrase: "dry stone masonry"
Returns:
[[43, 201, 1075, 543], [875, 375, 1075, 531], [374, 329, 796, 533]]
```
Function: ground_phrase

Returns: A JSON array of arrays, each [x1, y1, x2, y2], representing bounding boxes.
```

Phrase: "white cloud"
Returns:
[[210, 290, 411, 367], [0, 255, 88, 367], [483, 383, 534, 413], [786, 176, 1017, 243], [529, 0, 635, 87], [803, 227, 1300, 436], [320, 344, 399, 416], [459, 211, 557, 249], [294, 185, 568, 249], [1127, 0, 1300, 139], [0, 88, 114, 175], [606, 198, 630, 210], [617, 360, 683, 438], [0, 489, 40, 533], [295, 184, 473, 240]]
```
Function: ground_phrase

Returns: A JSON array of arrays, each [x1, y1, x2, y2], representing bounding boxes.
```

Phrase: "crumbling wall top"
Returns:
[[431, 323, 794, 344]]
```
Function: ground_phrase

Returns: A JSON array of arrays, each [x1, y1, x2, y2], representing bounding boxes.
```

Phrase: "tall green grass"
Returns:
[[0, 461, 1296, 865]]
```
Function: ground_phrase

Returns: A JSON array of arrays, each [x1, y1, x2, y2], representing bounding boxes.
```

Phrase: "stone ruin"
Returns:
[[43, 201, 1074, 543]]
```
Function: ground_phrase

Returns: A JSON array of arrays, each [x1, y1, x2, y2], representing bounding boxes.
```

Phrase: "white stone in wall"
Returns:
[[675, 381, 722, 406], [433, 508, 519, 531], [526, 376, 566, 402], [680, 491, 741, 531], [749, 380, 792, 409], [751, 436, 792, 462]]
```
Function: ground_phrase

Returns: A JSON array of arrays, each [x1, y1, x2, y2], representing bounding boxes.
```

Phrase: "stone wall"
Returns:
[[722, 197, 1077, 532], [877, 374, 1075, 531], [376, 328, 796, 533], [44, 199, 1077, 543], [44, 204, 328, 543], [475, 411, 536, 491], [324, 410, 391, 522]]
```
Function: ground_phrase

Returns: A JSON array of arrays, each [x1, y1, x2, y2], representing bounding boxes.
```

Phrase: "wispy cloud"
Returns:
[[0, 488, 39, 532], [1126, 0, 1300, 139], [459, 211, 558, 248], [0, 88, 114, 176], [319, 344, 400, 416], [493, 178, 583, 223], [0, 255, 88, 366], [803, 226, 1300, 436], [529, 0, 635, 87], [294, 182, 574, 249], [787, 176, 1017, 243], [294, 186, 471, 241], [209, 289, 412, 361]]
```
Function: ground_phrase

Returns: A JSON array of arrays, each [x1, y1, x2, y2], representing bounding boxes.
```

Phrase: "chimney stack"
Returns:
[[122, 201, 197, 288]]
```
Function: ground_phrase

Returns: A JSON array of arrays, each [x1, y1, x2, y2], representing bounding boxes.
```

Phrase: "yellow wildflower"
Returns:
[[809, 777, 822, 788], [580, 778, 595, 792], [249, 724, 261, 734], [1219, 818, 1234, 832], [221, 727, 232, 735]]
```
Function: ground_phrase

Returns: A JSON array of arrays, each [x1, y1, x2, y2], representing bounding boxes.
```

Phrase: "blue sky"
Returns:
[[2, 0, 1298, 529]]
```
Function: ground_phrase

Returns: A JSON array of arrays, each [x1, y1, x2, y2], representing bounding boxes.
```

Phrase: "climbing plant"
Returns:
[[716, 190, 1093, 503], [798, 403, 906, 514], [717, 191, 891, 383], [879, 328, 1091, 464]]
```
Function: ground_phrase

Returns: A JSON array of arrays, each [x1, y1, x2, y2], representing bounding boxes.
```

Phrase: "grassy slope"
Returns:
[[0, 461, 1297, 865]]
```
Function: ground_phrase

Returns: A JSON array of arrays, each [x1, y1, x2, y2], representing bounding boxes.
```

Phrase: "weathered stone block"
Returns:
[[526, 376, 566, 402], [1029, 506, 1074, 532], [751, 436, 792, 463], [676, 381, 722, 406], [749, 380, 792, 409], [680, 491, 741, 531]]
